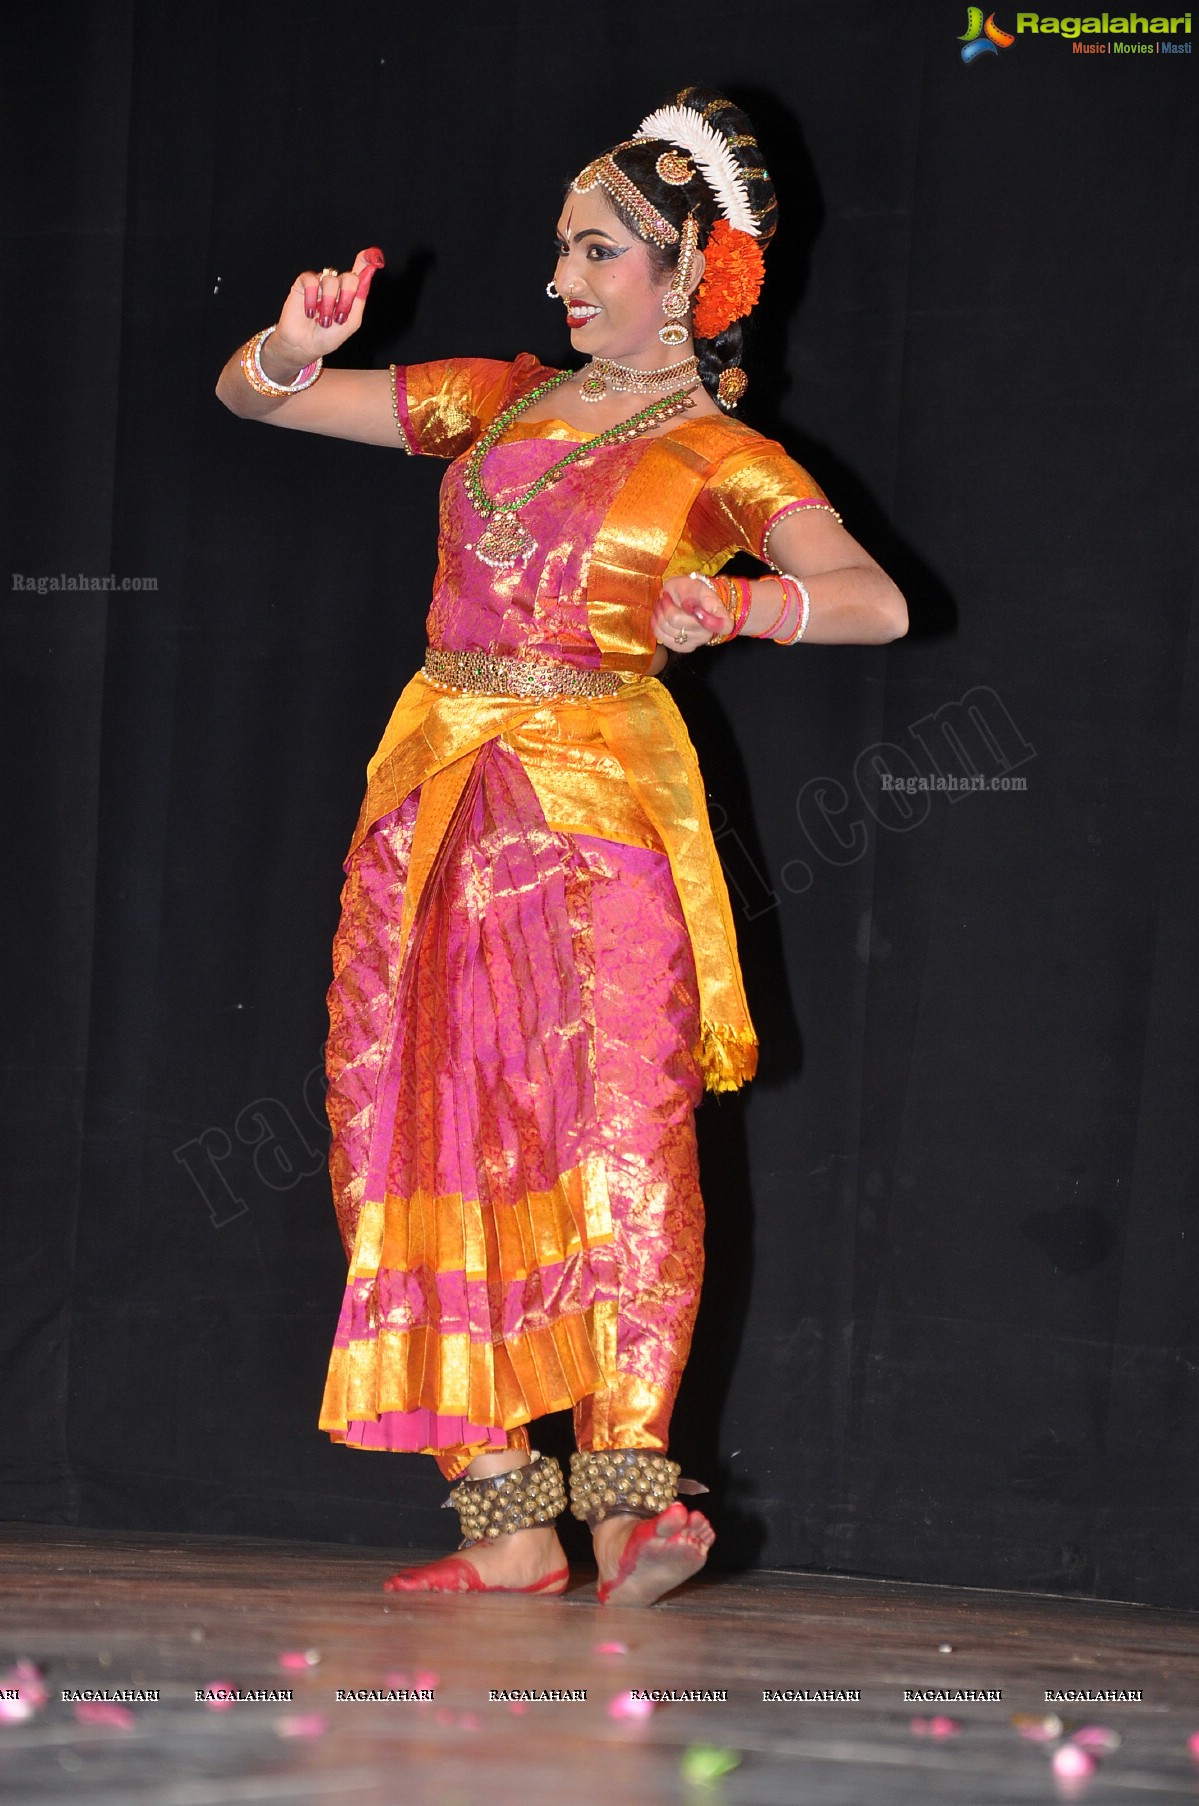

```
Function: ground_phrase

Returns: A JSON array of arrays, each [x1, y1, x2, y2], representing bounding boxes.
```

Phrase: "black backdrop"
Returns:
[[3, 1, 1196, 1611]]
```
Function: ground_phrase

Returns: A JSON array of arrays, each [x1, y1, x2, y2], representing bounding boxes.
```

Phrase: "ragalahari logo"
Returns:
[[959, 7, 1017, 58]]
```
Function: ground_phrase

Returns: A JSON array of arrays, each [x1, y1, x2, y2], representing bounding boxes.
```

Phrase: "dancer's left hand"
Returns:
[[652, 575, 733, 654]]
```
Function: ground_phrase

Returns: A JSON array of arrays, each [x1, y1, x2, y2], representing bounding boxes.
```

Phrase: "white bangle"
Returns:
[[242, 325, 323, 397], [776, 575, 811, 645]]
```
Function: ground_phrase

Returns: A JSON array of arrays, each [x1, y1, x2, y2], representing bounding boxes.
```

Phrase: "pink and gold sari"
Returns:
[[317, 355, 833, 1479]]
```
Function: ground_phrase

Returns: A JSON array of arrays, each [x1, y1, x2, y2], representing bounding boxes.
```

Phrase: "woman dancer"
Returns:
[[216, 87, 906, 1607]]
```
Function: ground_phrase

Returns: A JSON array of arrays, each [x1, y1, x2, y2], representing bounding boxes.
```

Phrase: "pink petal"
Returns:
[[594, 1641, 628, 1655], [1053, 1745, 1097, 1777], [607, 1690, 655, 1721], [73, 1702, 135, 1729], [0, 1661, 47, 1721], [278, 1649, 320, 1670], [202, 1682, 238, 1713], [275, 1713, 327, 1738], [414, 1669, 439, 1691], [927, 1715, 961, 1738], [1070, 1725, 1120, 1753], [1188, 1730, 1199, 1761]]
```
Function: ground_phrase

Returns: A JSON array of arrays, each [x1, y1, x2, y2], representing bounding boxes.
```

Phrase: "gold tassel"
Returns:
[[698, 1020, 759, 1092]]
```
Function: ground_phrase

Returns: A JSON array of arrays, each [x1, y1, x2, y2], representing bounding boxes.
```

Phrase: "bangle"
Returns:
[[240, 326, 323, 397], [754, 575, 791, 639], [776, 575, 812, 644], [691, 571, 738, 646], [706, 574, 752, 644]]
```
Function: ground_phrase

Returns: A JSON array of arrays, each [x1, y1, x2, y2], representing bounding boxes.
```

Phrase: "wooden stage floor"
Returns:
[[0, 1524, 1195, 1805]]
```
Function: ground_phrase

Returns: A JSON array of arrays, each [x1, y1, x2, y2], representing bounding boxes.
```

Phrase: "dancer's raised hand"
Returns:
[[269, 246, 385, 368]]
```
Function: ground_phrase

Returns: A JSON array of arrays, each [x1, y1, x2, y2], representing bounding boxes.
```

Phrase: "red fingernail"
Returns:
[[364, 246, 384, 266], [305, 306, 316, 318], [334, 309, 347, 325], [320, 314, 332, 328]]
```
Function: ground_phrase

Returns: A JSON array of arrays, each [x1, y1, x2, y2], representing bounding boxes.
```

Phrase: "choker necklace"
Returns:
[[464, 369, 697, 569], [578, 355, 699, 402]]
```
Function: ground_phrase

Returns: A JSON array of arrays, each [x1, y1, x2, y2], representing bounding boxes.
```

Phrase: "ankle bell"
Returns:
[[568, 1449, 709, 1528], [441, 1450, 567, 1551]]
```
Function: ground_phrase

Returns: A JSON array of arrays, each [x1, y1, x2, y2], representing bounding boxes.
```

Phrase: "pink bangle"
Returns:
[[754, 575, 791, 639], [776, 575, 812, 644]]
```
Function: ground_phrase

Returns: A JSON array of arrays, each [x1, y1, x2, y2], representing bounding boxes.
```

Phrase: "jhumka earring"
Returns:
[[659, 214, 699, 347], [546, 280, 560, 298]]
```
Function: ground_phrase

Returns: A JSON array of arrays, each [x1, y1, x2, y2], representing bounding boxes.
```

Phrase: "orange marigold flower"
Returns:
[[692, 221, 766, 339]]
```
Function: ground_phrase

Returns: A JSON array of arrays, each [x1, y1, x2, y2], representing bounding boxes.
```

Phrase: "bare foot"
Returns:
[[384, 1523, 569, 1594], [592, 1501, 715, 1606]]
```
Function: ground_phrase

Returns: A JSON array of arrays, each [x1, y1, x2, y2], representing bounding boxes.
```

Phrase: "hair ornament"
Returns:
[[572, 151, 679, 249], [656, 149, 694, 186], [634, 103, 760, 238], [717, 366, 749, 411]]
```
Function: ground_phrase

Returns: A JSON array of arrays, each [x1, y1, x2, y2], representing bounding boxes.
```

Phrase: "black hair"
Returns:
[[592, 86, 778, 407]]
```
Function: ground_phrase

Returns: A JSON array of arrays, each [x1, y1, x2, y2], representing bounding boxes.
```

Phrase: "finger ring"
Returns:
[[675, 627, 688, 645], [319, 266, 338, 278]]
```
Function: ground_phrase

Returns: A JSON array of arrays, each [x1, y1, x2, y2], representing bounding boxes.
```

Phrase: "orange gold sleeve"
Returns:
[[393, 353, 556, 459], [685, 441, 837, 568]]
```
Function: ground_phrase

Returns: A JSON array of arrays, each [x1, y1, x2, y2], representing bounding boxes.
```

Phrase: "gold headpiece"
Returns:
[[571, 144, 679, 249]]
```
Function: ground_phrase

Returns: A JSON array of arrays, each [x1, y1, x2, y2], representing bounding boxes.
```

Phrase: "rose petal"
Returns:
[[0, 1660, 47, 1720], [1053, 1745, 1097, 1777], [73, 1702, 135, 1729], [414, 1669, 439, 1691], [1070, 1725, 1120, 1753], [275, 1713, 327, 1738], [927, 1715, 961, 1738], [594, 1641, 628, 1655], [1188, 1730, 1199, 1761], [607, 1690, 655, 1721], [278, 1649, 320, 1670]]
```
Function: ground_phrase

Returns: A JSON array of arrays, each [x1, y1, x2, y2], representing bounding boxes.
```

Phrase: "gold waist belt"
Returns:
[[423, 646, 624, 700]]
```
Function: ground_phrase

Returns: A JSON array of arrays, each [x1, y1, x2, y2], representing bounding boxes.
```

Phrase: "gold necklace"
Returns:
[[578, 355, 699, 403], [464, 369, 697, 570]]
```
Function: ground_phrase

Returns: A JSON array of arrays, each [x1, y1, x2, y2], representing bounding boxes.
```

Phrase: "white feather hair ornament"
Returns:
[[634, 103, 760, 239]]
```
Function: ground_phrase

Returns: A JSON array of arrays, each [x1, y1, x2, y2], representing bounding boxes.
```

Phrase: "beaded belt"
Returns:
[[422, 646, 624, 700]]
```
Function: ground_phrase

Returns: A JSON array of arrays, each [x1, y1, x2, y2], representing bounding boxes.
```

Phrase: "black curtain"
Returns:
[[2, 0, 1195, 1609]]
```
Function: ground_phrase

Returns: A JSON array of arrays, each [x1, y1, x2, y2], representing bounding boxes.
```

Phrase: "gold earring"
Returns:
[[659, 214, 699, 347]]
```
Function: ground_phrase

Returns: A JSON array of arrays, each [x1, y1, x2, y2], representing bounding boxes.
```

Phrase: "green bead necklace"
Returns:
[[464, 367, 697, 570]]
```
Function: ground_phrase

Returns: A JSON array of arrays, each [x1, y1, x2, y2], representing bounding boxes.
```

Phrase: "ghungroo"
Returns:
[[441, 1451, 567, 1551], [568, 1449, 709, 1528]]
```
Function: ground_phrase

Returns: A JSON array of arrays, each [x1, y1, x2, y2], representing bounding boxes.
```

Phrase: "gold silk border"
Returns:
[[351, 1155, 615, 1287], [320, 1157, 615, 1435], [319, 1310, 605, 1434], [349, 673, 758, 1091]]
